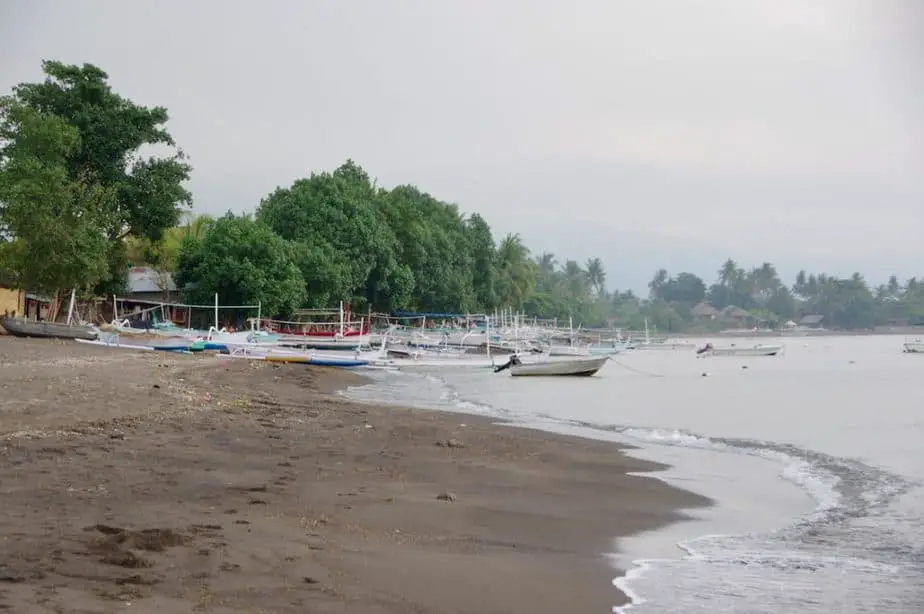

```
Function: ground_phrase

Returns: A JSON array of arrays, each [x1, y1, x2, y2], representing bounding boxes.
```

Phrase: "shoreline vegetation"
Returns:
[[0, 337, 710, 613], [0, 61, 922, 333]]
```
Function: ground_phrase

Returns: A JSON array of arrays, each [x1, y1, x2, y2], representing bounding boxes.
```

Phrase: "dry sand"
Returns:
[[0, 337, 710, 613]]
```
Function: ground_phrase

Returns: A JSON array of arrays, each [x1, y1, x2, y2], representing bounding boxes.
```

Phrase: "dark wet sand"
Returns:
[[0, 337, 710, 613]]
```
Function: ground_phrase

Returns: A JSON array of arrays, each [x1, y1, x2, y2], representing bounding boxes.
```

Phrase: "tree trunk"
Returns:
[[48, 292, 61, 323]]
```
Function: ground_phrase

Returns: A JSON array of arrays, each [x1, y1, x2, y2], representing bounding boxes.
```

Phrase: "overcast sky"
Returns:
[[2, 0, 922, 293]]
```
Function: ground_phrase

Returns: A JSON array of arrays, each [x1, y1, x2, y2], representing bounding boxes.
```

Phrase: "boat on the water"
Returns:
[[903, 339, 924, 354], [696, 342, 784, 357], [1, 316, 98, 341], [494, 354, 609, 377]]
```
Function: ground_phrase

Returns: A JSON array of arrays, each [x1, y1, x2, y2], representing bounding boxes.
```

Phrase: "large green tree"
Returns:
[[464, 213, 497, 311], [379, 185, 475, 312], [256, 160, 412, 311], [175, 215, 305, 318], [0, 98, 113, 317], [7, 61, 191, 293], [495, 233, 537, 310]]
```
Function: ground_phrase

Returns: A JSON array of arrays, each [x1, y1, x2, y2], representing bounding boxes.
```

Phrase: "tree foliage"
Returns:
[[171, 160, 920, 330], [256, 160, 412, 311], [2, 69, 919, 334], [0, 97, 113, 313], [175, 214, 304, 317], [2, 60, 191, 295]]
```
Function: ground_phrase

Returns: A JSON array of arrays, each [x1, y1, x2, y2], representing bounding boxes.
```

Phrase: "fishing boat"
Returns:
[[76, 337, 156, 351], [494, 354, 609, 377], [696, 343, 784, 357], [548, 344, 589, 357], [79, 332, 205, 353], [1, 316, 98, 341], [263, 303, 372, 350], [903, 339, 924, 354], [149, 339, 206, 353], [265, 354, 368, 367], [626, 318, 695, 351], [222, 345, 370, 367], [587, 341, 627, 356]]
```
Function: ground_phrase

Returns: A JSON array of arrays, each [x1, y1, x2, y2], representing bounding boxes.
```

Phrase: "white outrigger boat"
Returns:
[[696, 343, 784, 357], [493, 354, 609, 377], [626, 318, 695, 351], [903, 338, 924, 354], [372, 318, 505, 370]]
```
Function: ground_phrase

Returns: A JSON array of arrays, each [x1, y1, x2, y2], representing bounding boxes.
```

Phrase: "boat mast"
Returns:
[[486, 314, 491, 361]]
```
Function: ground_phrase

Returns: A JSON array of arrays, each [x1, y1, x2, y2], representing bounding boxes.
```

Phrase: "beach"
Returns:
[[0, 337, 709, 613]]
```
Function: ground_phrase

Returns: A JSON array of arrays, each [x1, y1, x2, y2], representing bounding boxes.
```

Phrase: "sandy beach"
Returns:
[[0, 337, 710, 613]]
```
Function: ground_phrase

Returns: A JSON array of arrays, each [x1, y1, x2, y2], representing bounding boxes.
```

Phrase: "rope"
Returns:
[[609, 358, 666, 377]]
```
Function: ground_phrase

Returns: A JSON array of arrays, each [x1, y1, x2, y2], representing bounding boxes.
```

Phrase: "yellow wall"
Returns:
[[0, 287, 24, 317]]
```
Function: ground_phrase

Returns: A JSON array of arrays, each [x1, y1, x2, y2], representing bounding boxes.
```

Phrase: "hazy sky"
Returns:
[[2, 0, 922, 293]]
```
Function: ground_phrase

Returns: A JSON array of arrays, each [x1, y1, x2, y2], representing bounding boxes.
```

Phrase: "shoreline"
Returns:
[[0, 337, 711, 613]]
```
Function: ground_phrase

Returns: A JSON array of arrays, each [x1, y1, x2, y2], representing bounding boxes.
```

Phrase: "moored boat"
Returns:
[[696, 343, 784, 357], [903, 339, 924, 354], [1, 316, 98, 341], [494, 354, 609, 377]]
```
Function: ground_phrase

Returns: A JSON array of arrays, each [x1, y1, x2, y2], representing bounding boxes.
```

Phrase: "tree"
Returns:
[[765, 286, 796, 320], [494, 233, 536, 310], [175, 215, 305, 318], [887, 275, 901, 297], [648, 268, 669, 299], [536, 252, 557, 274], [8, 61, 192, 293], [0, 98, 113, 318], [659, 272, 707, 305], [718, 258, 742, 288], [256, 160, 412, 311], [585, 257, 606, 296], [794, 269, 807, 297], [464, 213, 497, 310], [379, 185, 475, 312]]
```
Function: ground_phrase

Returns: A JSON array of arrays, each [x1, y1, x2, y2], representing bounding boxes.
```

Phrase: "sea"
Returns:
[[340, 335, 924, 613]]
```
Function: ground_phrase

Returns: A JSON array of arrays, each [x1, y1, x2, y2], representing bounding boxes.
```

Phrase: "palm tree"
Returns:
[[536, 252, 557, 274], [794, 270, 807, 296], [718, 258, 739, 288], [495, 233, 534, 309], [585, 257, 606, 296], [562, 259, 588, 305], [887, 275, 901, 297], [648, 268, 669, 299]]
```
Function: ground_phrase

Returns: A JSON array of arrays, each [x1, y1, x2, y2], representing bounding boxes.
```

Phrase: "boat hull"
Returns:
[[223, 345, 370, 367], [903, 342, 924, 354], [76, 338, 155, 351], [509, 356, 609, 377], [702, 344, 784, 357], [1, 317, 97, 340], [279, 334, 371, 350]]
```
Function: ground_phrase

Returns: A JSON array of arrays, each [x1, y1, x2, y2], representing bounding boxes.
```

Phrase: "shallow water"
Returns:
[[342, 336, 924, 612]]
